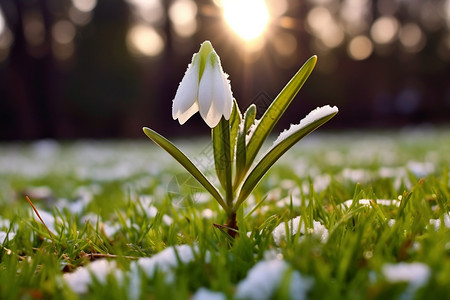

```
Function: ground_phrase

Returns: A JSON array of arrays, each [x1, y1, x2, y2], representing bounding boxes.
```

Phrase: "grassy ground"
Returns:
[[0, 128, 449, 299]]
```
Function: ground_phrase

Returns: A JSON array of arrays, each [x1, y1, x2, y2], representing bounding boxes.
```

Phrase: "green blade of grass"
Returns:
[[143, 127, 228, 212], [235, 107, 338, 209], [244, 56, 317, 175]]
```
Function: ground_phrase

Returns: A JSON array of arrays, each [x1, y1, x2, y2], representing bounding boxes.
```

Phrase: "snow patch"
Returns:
[[135, 244, 200, 283], [0, 231, 15, 243], [272, 217, 328, 245], [245, 119, 261, 144], [33, 210, 61, 233], [273, 105, 338, 147], [341, 199, 401, 209], [235, 259, 313, 300], [191, 288, 226, 300], [382, 262, 430, 288], [64, 259, 123, 294], [429, 213, 450, 230]]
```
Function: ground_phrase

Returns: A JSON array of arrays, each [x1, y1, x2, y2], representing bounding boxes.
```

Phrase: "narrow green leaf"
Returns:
[[245, 56, 317, 175], [235, 104, 257, 188], [229, 99, 242, 163], [212, 117, 233, 205], [234, 107, 337, 209], [142, 127, 228, 211], [243, 104, 256, 133]]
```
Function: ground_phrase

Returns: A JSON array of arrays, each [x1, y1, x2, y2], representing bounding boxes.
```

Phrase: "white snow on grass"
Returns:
[[135, 244, 200, 283], [273, 105, 338, 147], [0, 231, 15, 243], [32, 209, 61, 233], [382, 262, 430, 286], [245, 119, 261, 144], [272, 217, 328, 245], [201, 208, 216, 219], [191, 288, 226, 300], [381, 262, 431, 300], [340, 168, 372, 183], [429, 213, 450, 230], [407, 161, 435, 177], [63, 259, 123, 294], [341, 198, 401, 209], [235, 259, 313, 300]]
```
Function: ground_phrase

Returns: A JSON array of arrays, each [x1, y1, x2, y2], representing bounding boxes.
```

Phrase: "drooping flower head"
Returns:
[[172, 41, 233, 128]]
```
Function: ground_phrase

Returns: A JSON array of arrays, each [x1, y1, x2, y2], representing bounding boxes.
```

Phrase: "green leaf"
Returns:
[[234, 106, 337, 209], [229, 99, 242, 163], [243, 104, 256, 133], [245, 56, 317, 176], [235, 104, 256, 189], [142, 127, 228, 211], [212, 118, 233, 205]]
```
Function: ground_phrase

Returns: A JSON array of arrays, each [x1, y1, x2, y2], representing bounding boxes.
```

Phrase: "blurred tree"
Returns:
[[66, 0, 140, 138]]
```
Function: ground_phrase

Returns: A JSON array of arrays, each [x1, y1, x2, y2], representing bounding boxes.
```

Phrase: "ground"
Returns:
[[0, 128, 449, 299]]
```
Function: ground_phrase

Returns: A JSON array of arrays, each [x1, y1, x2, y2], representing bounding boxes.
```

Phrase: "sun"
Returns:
[[222, 0, 270, 41]]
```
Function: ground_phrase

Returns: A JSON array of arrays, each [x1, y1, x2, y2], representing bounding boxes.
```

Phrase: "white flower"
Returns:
[[172, 41, 233, 128]]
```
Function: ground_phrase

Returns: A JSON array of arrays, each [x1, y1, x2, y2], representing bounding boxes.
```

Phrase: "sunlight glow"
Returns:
[[222, 0, 270, 41]]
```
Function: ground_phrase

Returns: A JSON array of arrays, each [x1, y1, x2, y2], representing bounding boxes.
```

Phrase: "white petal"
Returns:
[[172, 58, 200, 121], [222, 72, 233, 120], [198, 58, 214, 127], [211, 63, 226, 117], [177, 101, 199, 124], [200, 53, 233, 128], [206, 98, 224, 128]]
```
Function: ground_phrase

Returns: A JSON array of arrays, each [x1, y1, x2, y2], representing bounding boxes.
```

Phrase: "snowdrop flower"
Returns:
[[172, 41, 233, 128]]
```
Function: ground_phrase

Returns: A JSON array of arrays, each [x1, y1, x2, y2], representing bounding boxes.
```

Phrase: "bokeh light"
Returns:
[[52, 20, 76, 45], [127, 0, 164, 24], [399, 23, 426, 53], [51, 20, 76, 61], [347, 35, 373, 60], [307, 6, 345, 49], [370, 16, 399, 45], [169, 0, 198, 38], [126, 24, 165, 57], [72, 0, 98, 13]]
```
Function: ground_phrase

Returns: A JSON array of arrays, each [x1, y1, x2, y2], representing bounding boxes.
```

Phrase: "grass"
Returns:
[[0, 128, 449, 299]]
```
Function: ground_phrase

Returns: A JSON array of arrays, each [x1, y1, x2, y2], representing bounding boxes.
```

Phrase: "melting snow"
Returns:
[[235, 259, 313, 300], [191, 288, 226, 300], [382, 262, 430, 287], [429, 213, 450, 230], [341, 199, 401, 208], [245, 119, 261, 144], [201, 208, 216, 219], [135, 244, 199, 283], [272, 217, 328, 245], [407, 161, 435, 177], [273, 105, 338, 147], [33, 210, 60, 233], [341, 168, 372, 183], [0, 231, 15, 243], [64, 259, 123, 294]]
